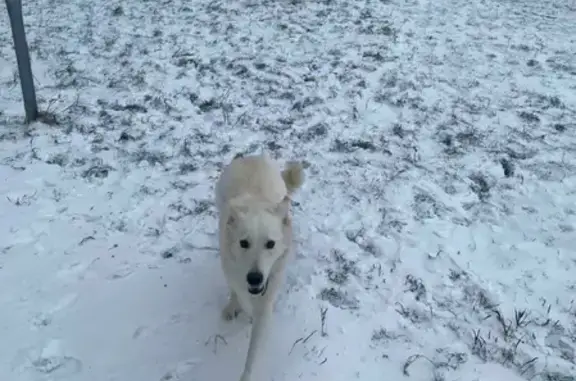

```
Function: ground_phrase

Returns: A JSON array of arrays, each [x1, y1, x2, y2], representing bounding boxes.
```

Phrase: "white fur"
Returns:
[[215, 151, 304, 381]]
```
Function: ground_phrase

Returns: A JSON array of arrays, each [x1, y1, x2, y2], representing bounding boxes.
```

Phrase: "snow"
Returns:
[[1, 0, 575, 379]]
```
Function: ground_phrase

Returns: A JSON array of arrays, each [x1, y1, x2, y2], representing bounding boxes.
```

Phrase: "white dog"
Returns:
[[215, 151, 305, 381]]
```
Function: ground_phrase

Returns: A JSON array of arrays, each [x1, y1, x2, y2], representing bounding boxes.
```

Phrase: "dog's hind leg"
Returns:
[[222, 290, 243, 321], [238, 304, 273, 381]]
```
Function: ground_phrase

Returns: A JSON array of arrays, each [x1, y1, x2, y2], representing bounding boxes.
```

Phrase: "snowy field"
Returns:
[[1, 0, 575, 380]]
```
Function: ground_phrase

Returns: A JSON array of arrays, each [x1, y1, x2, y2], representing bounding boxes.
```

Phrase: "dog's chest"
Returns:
[[222, 265, 257, 317], [236, 288, 256, 317]]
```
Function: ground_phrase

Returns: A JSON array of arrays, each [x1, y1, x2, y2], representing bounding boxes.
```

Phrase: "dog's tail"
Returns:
[[281, 161, 305, 196]]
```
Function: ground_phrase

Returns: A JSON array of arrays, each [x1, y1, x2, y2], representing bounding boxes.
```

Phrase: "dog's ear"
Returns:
[[227, 211, 236, 226], [227, 196, 250, 226], [226, 205, 241, 226]]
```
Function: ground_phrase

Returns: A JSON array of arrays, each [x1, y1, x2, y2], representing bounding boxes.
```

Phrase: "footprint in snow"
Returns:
[[57, 258, 99, 282], [31, 294, 78, 329], [32, 356, 83, 376], [159, 359, 198, 380], [12, 339, 83, 378], [132, 325, 147, 339], [106, 264, 136, 280]]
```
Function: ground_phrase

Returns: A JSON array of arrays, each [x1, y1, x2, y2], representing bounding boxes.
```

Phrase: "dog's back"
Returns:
[[215, 153, 287, 212]]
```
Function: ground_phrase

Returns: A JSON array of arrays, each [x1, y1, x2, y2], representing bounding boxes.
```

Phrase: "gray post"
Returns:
[[5, 0, 38, 123]]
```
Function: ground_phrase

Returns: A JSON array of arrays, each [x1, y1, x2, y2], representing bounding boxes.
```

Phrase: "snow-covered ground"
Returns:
[[1, 0, 575, 380]]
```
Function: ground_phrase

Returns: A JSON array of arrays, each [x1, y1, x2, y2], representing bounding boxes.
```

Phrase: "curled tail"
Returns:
[[281, 161, 305, 196]]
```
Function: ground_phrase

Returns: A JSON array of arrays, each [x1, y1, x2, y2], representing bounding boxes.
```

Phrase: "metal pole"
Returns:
[[5, 0, 38, 123]]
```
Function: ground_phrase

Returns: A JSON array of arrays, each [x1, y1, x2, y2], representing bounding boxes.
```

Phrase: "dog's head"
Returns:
[[225, 196, 291, 295]]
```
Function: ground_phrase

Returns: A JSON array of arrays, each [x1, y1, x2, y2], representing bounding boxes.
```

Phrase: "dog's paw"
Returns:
[[221, 303, 242, 321]]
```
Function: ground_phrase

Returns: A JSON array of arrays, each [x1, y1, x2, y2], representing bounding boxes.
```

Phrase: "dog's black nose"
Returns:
[[246, 271, 264, 286]]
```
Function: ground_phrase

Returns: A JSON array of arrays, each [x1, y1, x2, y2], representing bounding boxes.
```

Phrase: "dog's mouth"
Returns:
[[248, 278, 269, 296]]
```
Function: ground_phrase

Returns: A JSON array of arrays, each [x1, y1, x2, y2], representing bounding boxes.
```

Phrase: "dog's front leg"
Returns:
[[222, 290, 243, 320], [238, 303, 273, 381]]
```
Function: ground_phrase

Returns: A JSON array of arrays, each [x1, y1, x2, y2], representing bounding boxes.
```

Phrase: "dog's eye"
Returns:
[[239, 239, 250, 249], [265, 240, 275, 249]]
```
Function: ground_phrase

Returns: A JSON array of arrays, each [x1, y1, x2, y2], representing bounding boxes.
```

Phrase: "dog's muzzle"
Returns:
[[248, 278, 269, 296]]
